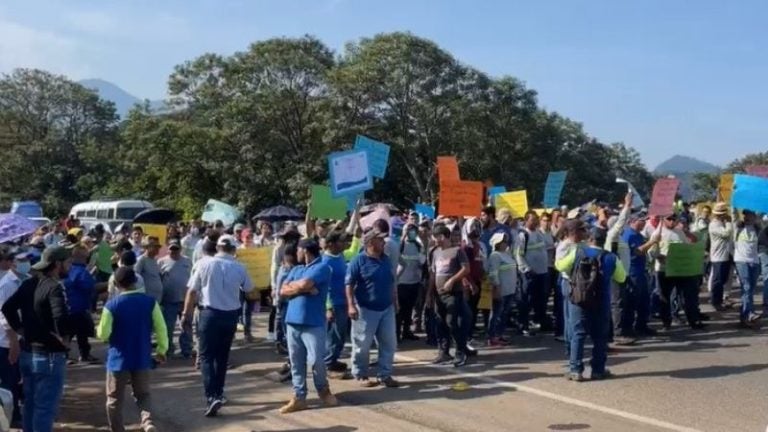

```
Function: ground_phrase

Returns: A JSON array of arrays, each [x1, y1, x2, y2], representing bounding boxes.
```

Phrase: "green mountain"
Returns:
[[654, 155, 720, 201]]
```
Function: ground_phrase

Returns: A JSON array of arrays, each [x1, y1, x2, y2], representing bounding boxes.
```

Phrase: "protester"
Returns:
[[182, 234, 253, 417], [346, 226, 400, 387], [64, 245, 98, 363], [0, 247, 23, 427], [274, 243, 299, 378], [517, 210, 551, 333], [108, 251, 145, 300], [181, 222, 203, 261], [97, 267, 167, 432], [158, 239, 194, 358], [708, 202, 734, 311], [460, 218, 486, 342], [556, 220, 626, 382], [540, 212, 563, 337], [136, 237, 163, 303], [279, 238, 338, 413], [486, 233, 517, 347], [2, 246, 71, 432], [733, 209, 762, 327], [479, 206, 512, 257], [621, 213, 658, 336], [323, 231, 353, 373], [396, 223, 425, 342], [130, 226, 144, 257]]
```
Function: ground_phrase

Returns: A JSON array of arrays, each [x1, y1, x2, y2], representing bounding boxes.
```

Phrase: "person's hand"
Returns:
[[624, 191, 634, 209], [8, 339, 19, 365], [348, 304, 359, 320], [181, 313, 193, 333], [326, 308, 335, 323]]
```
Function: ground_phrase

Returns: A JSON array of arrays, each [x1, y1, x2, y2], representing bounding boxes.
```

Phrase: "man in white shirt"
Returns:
[[708, 202, 733, 311], [0, 247, 23, 427], [517, 211, 551, 333]]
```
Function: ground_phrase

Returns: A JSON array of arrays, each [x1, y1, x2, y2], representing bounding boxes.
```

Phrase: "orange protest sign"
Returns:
[[718, 174, 734, 203], [439, 180, 483, 217], [437, 156, 460, 187], [648, 178, 679, 216]]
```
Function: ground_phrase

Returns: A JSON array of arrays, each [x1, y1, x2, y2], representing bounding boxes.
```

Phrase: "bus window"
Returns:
[[85, 210, 97, 218], [116, 207, 146, 220], [97, 209, 110, 219], [107, 209, 115, 219], [76, 211, 86, 218]]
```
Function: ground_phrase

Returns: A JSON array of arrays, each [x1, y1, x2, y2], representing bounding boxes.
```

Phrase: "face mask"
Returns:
[[14, 261, 30, 276]]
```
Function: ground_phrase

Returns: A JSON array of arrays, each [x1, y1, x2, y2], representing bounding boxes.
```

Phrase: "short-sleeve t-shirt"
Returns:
[[285, 258, 331, 327], [431, 246, 468, 294]]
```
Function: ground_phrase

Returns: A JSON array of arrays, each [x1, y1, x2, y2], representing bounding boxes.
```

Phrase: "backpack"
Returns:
[[568, 249, 605, 309]]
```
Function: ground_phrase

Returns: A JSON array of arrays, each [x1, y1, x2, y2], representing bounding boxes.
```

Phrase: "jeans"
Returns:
[[516, 274, 531, 330], [527, 272, 550, 326], [629, 272, 651, 331], [287, 324, 329, 400], [710, 261, 732, 307], [656, 272, 699, 327], [240, 299, 256, 337], [566, 299, 609, 374], [198, 308, 238, 402], [552, 269, 564, 336], [488, 294, 514, 339], [351, 305, 397, 379], [435, 292, 467, 355], [0, 347, 20, 425], [735, 262, 760, 321], [161, 302, 193, 357], [20, 351, 66, 432], [562, 279, 572, 357], [396, 283, 420, 339], [611, 280, 633, 336], [106, 370, 154, 432], [325, 304, 349, 365], [276, 299, 288, 345], [760, 253, 768, 311]]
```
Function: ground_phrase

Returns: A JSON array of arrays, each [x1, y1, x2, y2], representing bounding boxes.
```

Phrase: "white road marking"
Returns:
[[396, 354, 704, 432]]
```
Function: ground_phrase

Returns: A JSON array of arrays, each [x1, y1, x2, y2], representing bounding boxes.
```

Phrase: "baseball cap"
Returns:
[[217, 234, 238, 248], [168, 239, 181, 250], [489, 232, 507, 249], [234, 223, 245, 231], [363, 227, 388, 243], [141, 237, 160, 248], [628, 212, 648, 222], [31, 246, 72, 271]]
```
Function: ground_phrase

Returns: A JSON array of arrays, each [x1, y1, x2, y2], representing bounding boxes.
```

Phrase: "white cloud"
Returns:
[[0, 14, 91, 79]]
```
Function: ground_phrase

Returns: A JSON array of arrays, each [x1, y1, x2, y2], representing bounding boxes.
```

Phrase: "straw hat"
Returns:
[[712, 202, 728, 216]]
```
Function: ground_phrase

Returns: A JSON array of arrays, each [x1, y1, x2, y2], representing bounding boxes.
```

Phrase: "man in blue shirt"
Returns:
[[479, 206, 513, 258], [346, 226, 400, 388], [279, 238, 338, 414], [64, 245, 97, 363], [621, 214, 659, 337], [322, 231, 351, 374]]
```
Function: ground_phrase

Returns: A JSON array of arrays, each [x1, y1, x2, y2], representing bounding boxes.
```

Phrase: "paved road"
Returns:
[[58, 292, 768, 432]]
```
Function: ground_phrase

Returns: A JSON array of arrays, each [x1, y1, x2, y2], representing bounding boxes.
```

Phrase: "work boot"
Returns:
[[319, 388, 339, 406], [279, 397, 308, 414]]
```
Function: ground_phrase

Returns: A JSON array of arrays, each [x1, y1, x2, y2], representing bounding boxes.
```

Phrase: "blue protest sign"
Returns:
[[354, 135, 390, 179], [488, 186, 506, 198], [543, 171, 568, 208], [732, 174, 768, 213], [327, 149, 373, 198], [414, 204, 435, 219]]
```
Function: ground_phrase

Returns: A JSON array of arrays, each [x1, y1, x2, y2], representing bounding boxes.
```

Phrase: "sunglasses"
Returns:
[[665, 216, 677, 221]]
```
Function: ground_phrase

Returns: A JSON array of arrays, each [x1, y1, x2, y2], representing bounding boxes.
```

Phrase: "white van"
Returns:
[[69, 200, 154, 232]]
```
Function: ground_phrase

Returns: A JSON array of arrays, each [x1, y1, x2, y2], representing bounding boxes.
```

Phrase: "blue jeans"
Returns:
[[760, 253, 768, 312], [20, 351, 66, 432], [735, 262, 760, 321], [198, 308, 238, 402], [488, 294, 514, 339], [325, 304, 349, 365], [566, 300, 609, 374], [241, 299, 256, 337], [351, 305, 397, 379], [553, 271, 565, 336], [710, 261, 731, 307], [161, 302, 192, 357], [0, 347, 20, 424], [287, 324, 328, 400], [629, 272, 651, 330]]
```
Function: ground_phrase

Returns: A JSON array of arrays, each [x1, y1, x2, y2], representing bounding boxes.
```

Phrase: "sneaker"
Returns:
[[379, 376, 401, 388], [431, 352, 454, 364], [591, 369, 613, 381], [566, 372, 585, 382], [487, 337, 503, 348], [498, 337, 513, 345], [358, 377, 379, 388], [465, 346, 479, 357], [453, 351, 468, 368], [635, 327, 657, 337], [318, 388, 338, 406], [613, 336, 637, 346], [220, 395, 229, 405], [279, 397, 308, 414], [79, 355, 100, 364], [266, 332, 276, 342], [522, 329, 536, 337], [278, 371, 293, 383], [554, 335, 566, 342], [204, 399, 222, 417], [748, 312, 763, 322], [244, 334, 255, 344], [276, 342, 289, 356]]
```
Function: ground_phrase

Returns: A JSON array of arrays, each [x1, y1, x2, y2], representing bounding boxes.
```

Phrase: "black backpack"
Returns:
[[569, 249, 606, 309]]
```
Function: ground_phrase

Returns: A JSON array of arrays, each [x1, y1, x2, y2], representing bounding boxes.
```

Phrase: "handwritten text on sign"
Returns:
[[439, 180, 483, 216], [648, 178, 679, 216], [237, 246, 274, 290]]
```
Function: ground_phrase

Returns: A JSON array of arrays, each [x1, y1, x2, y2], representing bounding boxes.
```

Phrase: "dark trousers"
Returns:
[[710, 261, 731, 307], [611, 280, 633, 337], [70, 311, 94, 358], [528, 272, 550, 326], [198, 308, 238, 401], [552, 269, 564, 336], [0, 347, 20, 424], [657, 272, 699, 327], [436, 292, 467, 355], [629, 273, 651, 331], [397, 283, 420, 339]]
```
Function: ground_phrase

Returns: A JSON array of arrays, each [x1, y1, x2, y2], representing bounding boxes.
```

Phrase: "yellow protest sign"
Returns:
[[134, 224, 167, 246], [495, 190, 528, 218], [718, 174, 734, 203], [237, 246, 273, 291]]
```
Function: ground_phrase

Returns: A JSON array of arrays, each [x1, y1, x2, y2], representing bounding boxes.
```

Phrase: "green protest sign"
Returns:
[[309, 185, 347, 220], [665, 242, 705, 277]]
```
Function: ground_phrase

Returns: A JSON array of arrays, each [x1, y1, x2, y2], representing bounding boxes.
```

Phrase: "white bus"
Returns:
[[69, 200, 154, 232]]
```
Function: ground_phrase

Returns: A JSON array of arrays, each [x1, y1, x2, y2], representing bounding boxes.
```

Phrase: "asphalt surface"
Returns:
[[57, 289, 768, 432]]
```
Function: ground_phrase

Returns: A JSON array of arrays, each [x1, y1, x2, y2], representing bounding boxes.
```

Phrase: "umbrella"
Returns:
[[132, 208, 177, 225], [0, 213, 39, 244], [360, 203, 400, 216], [253, 205, 303, 222]]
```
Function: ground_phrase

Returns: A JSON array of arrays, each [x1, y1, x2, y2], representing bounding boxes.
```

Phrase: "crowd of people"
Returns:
[[0, 191, 766, 431]]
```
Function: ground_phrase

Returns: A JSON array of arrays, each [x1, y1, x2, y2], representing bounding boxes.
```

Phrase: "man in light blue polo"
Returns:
[[279, 238, 338, 414], [182, 235, 253, 418]]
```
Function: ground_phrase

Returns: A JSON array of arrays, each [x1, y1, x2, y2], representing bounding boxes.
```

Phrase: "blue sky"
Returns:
[[2, 0, 767, 168]]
